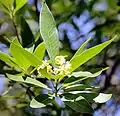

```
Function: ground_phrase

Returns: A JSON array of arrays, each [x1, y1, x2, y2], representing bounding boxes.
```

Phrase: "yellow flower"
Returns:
[[58, 61, 71, 76], [53, 68, 60, 75], [65, 61, 71, 70], [37, 56, 72, 77], [55, 56, 66, 66], [47, 65, 53, 73], [39, 60, 49, 69]]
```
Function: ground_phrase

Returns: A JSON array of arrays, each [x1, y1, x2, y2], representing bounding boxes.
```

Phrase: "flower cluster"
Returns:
[[38, 56, 71, 76]]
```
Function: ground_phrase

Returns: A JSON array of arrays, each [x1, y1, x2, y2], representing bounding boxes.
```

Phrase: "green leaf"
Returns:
[[25, 45, 35, 53], [64, 84, 91, 92], [71, 37, 91, 60], [0, 0, 12, 10], [70, 36, 116, 72], [20, 17, 35, 48], [63, 68, 108, 87], [14, 0, 27, 14], [64, 96, 93, 114], [0, 52, 20, 68], [12, 37, 22, 47], [10, 39, 42, 69], [79, 93, 99, 103], [0, 0, 8, 8], [93, 93, 112, 103], [34, 42, 46, 60], [35, 29, 40, 42], [7, 74, 50, 90], [16, 104, 28, 108], [71, 67, 109, 77], [63, 92, 98, 104], [40, 3, 59, 65], [30, 94, 52, 108], [30, 98, 46, 108], [0, 3, 9, 14]]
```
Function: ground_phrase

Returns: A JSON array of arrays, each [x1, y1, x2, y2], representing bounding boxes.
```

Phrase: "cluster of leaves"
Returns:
[[0, 1, 116, 114]]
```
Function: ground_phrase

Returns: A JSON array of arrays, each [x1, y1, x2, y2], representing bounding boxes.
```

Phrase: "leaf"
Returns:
[[30, 98, 46, 108], [0, 0, 8, 8], [10, 39, 42, 69], [63, 92, 98, 104], [30, 94, 52, 108], [35, 29, 40, 42], [0, 52, 20, 68], [34, 42, 46, 60], [20, 17, 34, 48], [7, 74, 50, 90], [71, 67, 109, 77], [70, 36, 116, 72], [14, 0, 27, 14], [93, 93, 112, 103], [64, 96, 93, 114], [12, 37, 22, 47], [0, 3, 9, 14], [40, 3, 59, 65], [25, 45, 35, 53], [71, 37, 91, 60], [64, 84, 91, 92], [16, 104, 28, 108], [0, 0, 12, 9], [63, 68, 108, 87], [79, 93, 99, 103]]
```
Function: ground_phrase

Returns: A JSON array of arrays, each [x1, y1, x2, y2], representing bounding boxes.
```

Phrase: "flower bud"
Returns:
[[55, 56, 66, 66]]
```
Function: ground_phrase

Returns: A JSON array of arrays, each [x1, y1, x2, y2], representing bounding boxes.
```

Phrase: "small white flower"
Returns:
[[53, 68, 60, 75], [65, 61, 71, 70], [55, 56, 66, 66], [39, 60, 49, 69]]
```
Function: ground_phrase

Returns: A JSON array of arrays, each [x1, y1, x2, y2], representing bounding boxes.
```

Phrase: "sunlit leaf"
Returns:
[[25, 45, 35, 53], [0, 3, 9, 14], [93, 93, 112, 103], [0, 52, 20, 68], [71, 67, 109, 77], [63, 92, 98, 104], [70, 36, 116, 72], [34, 42, 46, 60], [71, 37, 91, 60], [7, 74, 50, 90], [14, 0, 27, 14], [10, 39, 42, 69], [30, 98, 46, 108], [30, 94, 52, 108], [63, 68, 108, 87], [64, 84, 91, 92], [40, 3, 59, 65], [0, 0, 13, 10], [35, 29, 40, 42]]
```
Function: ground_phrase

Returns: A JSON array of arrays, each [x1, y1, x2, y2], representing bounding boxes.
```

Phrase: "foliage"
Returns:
[[0, 1, 116, 114]]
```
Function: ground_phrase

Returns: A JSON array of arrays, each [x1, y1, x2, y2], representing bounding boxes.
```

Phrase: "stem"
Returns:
[[51, 80, 59, 97], [57, 85, 63, 92], [13, 20, 21, 43], [51, 80, 55, 88], [11, 9, 21, 43], [55, 82, 59, 97], [29, 67, 37, 75]]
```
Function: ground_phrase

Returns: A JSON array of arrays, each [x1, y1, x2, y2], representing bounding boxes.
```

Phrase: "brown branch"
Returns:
[[12, 20, 21, 43]]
